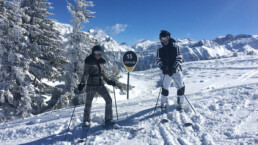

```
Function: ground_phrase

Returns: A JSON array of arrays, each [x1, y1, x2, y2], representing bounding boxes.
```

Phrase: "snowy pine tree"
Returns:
[[21, 0, 66, 80], [0, 0, 34, 121], [0, 0, 65, 123], [20, 0, 68, 111], [64, 0, 95, 96]]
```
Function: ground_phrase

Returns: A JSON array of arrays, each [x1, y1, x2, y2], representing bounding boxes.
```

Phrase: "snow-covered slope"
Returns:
[[1, 55, 257, 145]]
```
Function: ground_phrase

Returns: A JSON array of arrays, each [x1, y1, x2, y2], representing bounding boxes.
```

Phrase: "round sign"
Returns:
[[123, 51, 138, 72]]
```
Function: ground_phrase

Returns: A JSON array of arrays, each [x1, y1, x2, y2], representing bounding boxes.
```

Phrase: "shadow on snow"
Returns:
[[21, 106, 161, 144]]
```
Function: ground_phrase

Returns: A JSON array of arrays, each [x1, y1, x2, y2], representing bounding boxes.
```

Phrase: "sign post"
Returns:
[[123, 51, 138, 99]]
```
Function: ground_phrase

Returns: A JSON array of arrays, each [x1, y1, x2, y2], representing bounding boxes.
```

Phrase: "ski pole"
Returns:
[[65, 104, 77, 141], [154, 75, 165, 113], [171, 75, 197, 114], [113, 86, 119, 121]]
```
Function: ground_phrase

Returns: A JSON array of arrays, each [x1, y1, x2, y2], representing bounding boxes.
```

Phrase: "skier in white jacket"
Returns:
[[156, 30, 185, 112]]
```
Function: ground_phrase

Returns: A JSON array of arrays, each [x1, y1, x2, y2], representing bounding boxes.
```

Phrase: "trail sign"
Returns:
[[123, 51, 138, 99], [123, 51, 138, 72]]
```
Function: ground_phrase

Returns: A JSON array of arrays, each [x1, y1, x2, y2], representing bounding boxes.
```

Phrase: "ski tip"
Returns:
[[161, 119, 169, 124], [184, 123, 193, 127], [132, 127, 145, 132], [78, 139, 86, 143]]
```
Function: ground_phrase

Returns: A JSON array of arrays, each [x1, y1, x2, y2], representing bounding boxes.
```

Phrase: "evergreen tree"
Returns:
[[21, 0, 66, 80], [0, 0, 34, 121], [0, 0, 65, 123], [64, 0, 95, 94]]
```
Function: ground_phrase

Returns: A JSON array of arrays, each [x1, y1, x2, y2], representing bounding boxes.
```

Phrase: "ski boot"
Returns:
[[160, 104, 167, 111], [160, 103, 169, 123], [177, 104, 184, 113], [83, 121, 91, 128], [177, 96, 184, 112], [160, 98, 168, 111], [104, 119, 117, 128]]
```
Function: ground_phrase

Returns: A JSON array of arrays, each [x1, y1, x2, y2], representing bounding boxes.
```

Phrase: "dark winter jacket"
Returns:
[[80, 54, 110, 86], [156, 38, 183, 73]]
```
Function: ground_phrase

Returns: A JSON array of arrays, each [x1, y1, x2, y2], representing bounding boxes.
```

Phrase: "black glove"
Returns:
[[73, 97, 80, 106], [161, 66, 169, 75], [107, 80, 116, 86], [168, 68, 176, 76], [77, 82, 85, 91]]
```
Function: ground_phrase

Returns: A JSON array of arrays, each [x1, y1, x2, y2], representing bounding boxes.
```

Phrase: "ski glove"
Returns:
[[73, 97, 80, 106], [78, 82, 85, 91], [107, 80, 116, 86], [162, 66, 176, 76], [161, 66, 170, 75], [168, 68, 176, 76]]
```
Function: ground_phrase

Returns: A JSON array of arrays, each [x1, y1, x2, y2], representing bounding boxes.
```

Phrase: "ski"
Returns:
[[161, 118, 169, 123], [102, 124, 144, 132], [184, 122, 193, 127], [159, 104, 193, 127], [177, 107, 193, 127]]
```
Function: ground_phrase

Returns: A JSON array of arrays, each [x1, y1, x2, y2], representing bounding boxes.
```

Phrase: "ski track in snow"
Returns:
[[0, 55, 258, 145]]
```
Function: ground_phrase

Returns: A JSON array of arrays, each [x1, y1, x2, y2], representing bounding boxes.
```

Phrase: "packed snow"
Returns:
[[0, 55, 257, 145]]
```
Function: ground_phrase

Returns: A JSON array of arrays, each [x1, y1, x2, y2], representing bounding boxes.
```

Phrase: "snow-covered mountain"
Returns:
[[1, 55, 257, 144], [54, 22, 258, 71], [54, 22, 131, 53], [214, 34, 258, 53], [132, 40, 161, 52], [130, 34, 258, 70], [88, 29, 132, 52], [132, 34, 258, 61]]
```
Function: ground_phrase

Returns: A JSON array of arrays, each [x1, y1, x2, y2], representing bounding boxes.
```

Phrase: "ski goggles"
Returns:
[[160, 36, 169, 42], [94, 51, 102, 55]]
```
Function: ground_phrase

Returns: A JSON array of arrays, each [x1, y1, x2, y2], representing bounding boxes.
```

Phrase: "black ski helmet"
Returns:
[[92, 45, 103, 55], [159, 30, 171, 39]]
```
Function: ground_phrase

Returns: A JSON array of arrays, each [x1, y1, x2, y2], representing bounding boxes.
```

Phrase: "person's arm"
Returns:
[[80, 63, 90, 84], [102, 68, 109, 83], [172, 44, 183, 70], [78, 63, 89, 91], [103, 67, 116, 86], [156, 48, 164, 69]]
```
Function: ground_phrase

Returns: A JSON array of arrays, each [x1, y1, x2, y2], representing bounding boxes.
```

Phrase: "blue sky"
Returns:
[[49, 0, 258, 45]]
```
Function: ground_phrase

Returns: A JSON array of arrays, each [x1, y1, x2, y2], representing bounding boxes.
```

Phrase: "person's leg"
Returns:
[[98, 86, 113, 123], [172, 70, 185, 107], [83, 86, 97, 123], [161, 75, 173, 107]]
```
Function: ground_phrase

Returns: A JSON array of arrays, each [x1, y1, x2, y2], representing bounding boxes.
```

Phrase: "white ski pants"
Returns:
[[161, 70, 185, 106]]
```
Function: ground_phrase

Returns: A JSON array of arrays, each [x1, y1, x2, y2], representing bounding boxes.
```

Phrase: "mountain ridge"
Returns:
[[54, 22, 258, 71]]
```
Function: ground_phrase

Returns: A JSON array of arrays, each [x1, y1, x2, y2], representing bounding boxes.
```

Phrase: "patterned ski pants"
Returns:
[[83, 86, 113, 122], [161, 69, 185, 106]]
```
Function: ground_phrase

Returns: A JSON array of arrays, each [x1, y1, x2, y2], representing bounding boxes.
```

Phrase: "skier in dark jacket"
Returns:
[[156, 30, 185, 111], [77, 45, 117, 127]]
